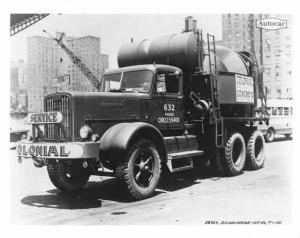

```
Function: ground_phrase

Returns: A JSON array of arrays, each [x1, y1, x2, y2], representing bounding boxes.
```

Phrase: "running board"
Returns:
[[167, 150, 204, 173]]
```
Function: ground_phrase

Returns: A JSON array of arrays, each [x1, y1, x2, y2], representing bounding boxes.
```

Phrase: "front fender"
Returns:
[[99, 122, 166, 157]]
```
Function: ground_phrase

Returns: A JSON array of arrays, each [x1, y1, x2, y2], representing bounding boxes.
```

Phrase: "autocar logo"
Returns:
[[256, 18, 287, 30]]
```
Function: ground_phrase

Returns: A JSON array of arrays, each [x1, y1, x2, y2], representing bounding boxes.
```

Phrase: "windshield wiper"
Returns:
[[108, 88, 147, 93]]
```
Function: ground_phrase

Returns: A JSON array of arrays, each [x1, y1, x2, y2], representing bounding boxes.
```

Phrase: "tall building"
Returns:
[[10, 60, 27, 110], [10, 66, 18, 109], [99, 53, 109, 73], [222, 14, 292, 99], [16, 59, 27, 90], [27, 36, 59, 112], [27, 33, 109, 112]]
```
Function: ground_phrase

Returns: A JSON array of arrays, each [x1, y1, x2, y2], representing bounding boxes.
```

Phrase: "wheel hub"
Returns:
[[134, 151, 154, 187], [139, 160, 151, 170]]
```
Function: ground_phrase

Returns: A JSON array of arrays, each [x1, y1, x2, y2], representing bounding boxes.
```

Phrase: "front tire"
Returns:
[[115, 138, 162, 200], [222, 132, 246, 176], [47, 161, 90, 192], [246, 130, 265, 170]]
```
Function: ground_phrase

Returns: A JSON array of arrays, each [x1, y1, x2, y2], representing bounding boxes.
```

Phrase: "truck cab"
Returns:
[[100, 64, 184, 134]]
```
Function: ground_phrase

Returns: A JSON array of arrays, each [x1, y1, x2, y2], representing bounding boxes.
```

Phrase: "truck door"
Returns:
[[149, 70, 184, 130]]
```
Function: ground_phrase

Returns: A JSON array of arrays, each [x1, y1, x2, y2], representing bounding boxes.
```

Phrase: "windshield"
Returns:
[[100, 70, 153, 93]]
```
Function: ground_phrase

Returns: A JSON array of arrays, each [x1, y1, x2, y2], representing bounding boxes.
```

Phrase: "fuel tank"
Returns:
[[118, 32, 198, 69], [118, 32, 249, 75]]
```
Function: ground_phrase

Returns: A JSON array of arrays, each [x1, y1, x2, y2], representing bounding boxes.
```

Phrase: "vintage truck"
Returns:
[[16, 19, 268, 200]]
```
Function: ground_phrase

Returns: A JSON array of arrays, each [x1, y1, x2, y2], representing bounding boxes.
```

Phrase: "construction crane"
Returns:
[[10, 14, 50, 36], [42, 30, 101, 91]]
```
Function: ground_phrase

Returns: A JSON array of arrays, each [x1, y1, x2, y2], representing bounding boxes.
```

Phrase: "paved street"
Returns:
[[10, 137, 292, 225]]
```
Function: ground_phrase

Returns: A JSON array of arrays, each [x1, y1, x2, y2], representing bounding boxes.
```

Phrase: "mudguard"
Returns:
[[99, 122, 166, 157]]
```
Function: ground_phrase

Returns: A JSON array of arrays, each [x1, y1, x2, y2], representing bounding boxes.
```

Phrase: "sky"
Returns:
[[10, 14, 222, 68]]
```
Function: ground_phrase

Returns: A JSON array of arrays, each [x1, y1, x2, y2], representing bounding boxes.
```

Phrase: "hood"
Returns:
[[70, 91, 150, 121], [65, 91, 151, 140]]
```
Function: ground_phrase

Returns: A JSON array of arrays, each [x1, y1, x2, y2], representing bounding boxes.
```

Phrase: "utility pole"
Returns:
[[259, 14, 263, 66]]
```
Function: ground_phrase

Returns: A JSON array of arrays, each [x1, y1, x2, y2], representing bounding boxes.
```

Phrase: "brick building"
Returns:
[[222, 14, 292, 99], [26, 33, 109, 112]]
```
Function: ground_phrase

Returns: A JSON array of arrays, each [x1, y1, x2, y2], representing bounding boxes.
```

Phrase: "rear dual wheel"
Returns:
[[223, 132, 247, 176], [210, 132, 246, 176], [211, 130, 265, 176], [246, 131, 265, 170]]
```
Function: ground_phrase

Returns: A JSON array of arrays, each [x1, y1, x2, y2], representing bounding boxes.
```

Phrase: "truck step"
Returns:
[[167, 150, 204, 173]]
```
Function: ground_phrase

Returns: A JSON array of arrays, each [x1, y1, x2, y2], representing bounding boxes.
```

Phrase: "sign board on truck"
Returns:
[[218, 73, 255, 104], [235, 74, 254, 103]]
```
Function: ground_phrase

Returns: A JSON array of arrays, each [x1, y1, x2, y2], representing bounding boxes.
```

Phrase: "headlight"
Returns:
[[79, 125, 92, 139], [27, 131, 33, 141], [91, 134, 100, 142]]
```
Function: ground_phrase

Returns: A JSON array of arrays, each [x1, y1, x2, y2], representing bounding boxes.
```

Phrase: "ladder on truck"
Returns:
[[251, 52, 268, 118], [42, 30, 101, 91], [206, 34, 224, 147]]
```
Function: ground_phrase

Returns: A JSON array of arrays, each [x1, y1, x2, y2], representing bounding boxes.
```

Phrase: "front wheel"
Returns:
[[115, 138, 162, 200], [47, 161, 90, 192]]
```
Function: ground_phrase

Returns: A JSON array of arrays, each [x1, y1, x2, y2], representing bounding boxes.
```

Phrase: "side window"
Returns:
[[156, 71, 179, 94], [278, 107, 283, 116], [272, 107, 277, 116], [157, 74, 166, 93], [284, 107, 289, 116]]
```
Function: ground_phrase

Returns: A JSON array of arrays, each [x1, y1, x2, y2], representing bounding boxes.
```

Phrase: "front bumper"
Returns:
[[16, 141, 100, 160]]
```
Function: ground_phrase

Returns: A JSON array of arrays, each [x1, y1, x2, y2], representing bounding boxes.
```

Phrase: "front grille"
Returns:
[[44, 95, 71, 140]]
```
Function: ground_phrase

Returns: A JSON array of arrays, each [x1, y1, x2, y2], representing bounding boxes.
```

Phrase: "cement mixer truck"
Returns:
[[16, 18, 268, 200]]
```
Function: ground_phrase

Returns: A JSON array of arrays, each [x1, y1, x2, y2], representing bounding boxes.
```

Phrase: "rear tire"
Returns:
[[47, 161, 90, 192], [222, 132, 246, 176], [246, 131, 265, 170], [115, 138, 162, 200], [265, 128, 275, 143]]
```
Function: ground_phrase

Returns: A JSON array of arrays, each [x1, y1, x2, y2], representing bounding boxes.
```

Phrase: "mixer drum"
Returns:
[[203, 46, 249, 75], [118, 32, 249, 75]]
